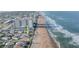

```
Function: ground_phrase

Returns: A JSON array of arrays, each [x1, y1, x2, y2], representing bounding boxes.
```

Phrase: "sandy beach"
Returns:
[[31, 16, 59, 48]]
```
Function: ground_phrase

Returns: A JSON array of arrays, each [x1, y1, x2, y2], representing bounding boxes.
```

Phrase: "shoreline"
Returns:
[[43, 15, 61, 48], [31, 15, 59, 48], [41, 13, 60, 48], [47, 29, 61, 48]]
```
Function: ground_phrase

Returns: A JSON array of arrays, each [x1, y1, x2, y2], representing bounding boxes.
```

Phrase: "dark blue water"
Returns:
[[44, 11, 79, 48]]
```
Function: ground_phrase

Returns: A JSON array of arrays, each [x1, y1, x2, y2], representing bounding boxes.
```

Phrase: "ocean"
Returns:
[[44, 11, 79, 48]]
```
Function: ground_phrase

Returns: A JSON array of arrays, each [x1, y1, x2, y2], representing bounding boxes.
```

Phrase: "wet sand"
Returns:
[[31, 16, 59, 48]]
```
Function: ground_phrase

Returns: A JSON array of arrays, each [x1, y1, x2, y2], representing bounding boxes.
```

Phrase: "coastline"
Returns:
[[42, 13, 60, 48], [47, 29, 60, 48], [31, 15, 59, 48]]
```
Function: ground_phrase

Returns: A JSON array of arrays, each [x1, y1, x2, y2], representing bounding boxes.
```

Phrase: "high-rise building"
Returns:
[[14, 17, 28, 32]]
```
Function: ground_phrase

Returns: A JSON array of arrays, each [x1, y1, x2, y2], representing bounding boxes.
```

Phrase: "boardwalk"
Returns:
[[31, 16, 59, 48]]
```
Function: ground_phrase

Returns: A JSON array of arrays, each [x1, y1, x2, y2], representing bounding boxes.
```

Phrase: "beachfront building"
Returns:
[[14, 16, 28, 32]]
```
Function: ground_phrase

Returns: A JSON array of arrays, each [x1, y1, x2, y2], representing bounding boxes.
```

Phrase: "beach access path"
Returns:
[[31, 16, 59, 48]]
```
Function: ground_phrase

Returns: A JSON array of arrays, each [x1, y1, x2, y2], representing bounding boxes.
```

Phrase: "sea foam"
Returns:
[[45, 15, 79, 46]]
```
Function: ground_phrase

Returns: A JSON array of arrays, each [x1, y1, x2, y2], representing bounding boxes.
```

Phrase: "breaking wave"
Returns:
[[44, 15, 79, 46]]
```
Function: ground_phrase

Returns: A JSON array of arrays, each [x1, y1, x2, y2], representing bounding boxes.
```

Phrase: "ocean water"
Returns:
[[44, 11, 79, 48]]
